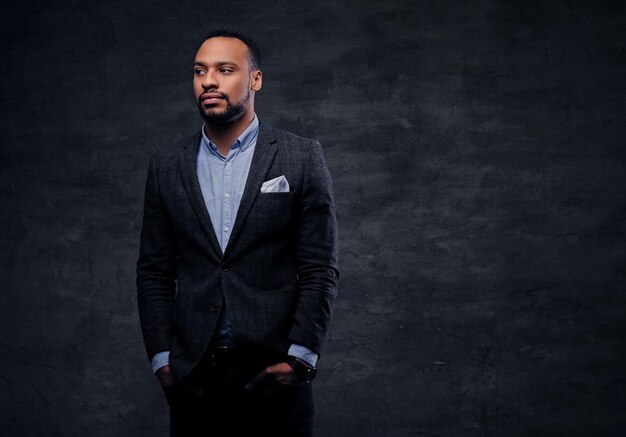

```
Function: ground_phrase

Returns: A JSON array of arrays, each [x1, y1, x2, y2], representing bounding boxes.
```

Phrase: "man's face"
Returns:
[[193, 37, 261, 124]]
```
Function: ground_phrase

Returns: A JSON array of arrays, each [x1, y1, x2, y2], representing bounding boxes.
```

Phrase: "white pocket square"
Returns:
[[260, 175, 290, 193]]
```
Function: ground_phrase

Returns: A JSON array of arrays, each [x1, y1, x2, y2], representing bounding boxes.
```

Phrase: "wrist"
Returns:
[[292, 356, 310, 366], [156, 365, 176, 387], [286, 356, 317, 382]]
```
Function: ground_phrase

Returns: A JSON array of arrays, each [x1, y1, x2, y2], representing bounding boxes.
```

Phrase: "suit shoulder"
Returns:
[[262, 122, 321, 152], [150, 131, 201, 163]]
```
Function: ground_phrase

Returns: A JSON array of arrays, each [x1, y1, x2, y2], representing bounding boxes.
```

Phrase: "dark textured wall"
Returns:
[[1, 1, 625, 436]]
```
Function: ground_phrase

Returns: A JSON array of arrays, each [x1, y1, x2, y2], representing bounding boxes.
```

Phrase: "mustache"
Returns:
[[200, 90, 228, 100]]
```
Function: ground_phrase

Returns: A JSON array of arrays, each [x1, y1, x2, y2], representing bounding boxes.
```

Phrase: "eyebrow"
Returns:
[[194, 60, 240, 68]]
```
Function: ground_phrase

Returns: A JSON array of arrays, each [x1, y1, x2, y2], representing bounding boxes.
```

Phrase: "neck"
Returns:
[[203, 109, 255, 155]]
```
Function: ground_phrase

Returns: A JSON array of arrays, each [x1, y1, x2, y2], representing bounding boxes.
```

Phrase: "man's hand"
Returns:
[[156, 364, 177, 387], [245, 361, 303, 390]]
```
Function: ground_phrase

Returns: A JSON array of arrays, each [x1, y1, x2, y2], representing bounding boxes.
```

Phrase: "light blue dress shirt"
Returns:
[[151, 114, 318, 373]]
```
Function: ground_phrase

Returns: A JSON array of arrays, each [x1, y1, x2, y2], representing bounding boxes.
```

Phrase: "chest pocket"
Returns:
[[249, 191, 297, 235]]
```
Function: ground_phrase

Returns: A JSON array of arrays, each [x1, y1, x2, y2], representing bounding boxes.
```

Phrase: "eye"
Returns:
[[194, 69, 206, 75], [220, 68, 233, 74]]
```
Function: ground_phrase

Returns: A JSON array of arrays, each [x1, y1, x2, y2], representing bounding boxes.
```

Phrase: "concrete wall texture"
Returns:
[[1, 0, 625, 435]]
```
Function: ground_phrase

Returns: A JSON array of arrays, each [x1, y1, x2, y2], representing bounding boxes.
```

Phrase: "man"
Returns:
[[136, 29, 339, 436]]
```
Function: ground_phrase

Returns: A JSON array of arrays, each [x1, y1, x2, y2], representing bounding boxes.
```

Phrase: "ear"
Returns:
[[251, 69, 262, 92]]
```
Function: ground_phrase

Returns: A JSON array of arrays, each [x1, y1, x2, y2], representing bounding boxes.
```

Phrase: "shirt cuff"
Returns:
[[151, 351, 170, 374], [287, 344, 318, 367]]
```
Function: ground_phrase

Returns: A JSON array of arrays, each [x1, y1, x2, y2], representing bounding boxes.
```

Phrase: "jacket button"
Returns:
[[221, 262, 229, 272], [211, 303, 219, 312]]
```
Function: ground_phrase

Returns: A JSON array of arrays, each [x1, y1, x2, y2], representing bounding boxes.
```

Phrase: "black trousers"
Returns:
[[162, 346, 314, 437]]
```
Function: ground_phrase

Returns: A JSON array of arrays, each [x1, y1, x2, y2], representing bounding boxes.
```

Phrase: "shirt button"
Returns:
[[224, 193, 230, 198], [223, 226, 229, 232], [211, 303, 219, 312]]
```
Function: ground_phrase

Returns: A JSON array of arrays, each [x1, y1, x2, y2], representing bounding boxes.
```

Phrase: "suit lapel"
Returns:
[[224, 121, 278, 256], [179, 131, 224, 257]]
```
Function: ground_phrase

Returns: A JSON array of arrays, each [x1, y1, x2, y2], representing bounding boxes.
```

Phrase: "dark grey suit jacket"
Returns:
[[136, 121, 339, 380]]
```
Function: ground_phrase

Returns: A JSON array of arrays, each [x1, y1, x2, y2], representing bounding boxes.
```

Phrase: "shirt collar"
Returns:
[[200, 113, 259, 154]]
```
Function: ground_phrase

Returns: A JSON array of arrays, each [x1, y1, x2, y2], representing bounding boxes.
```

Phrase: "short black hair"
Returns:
[[204, 29, 261, 71]]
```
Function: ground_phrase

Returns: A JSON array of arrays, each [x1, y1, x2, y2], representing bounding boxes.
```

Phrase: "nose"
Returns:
[[201, 69, 219, 90]]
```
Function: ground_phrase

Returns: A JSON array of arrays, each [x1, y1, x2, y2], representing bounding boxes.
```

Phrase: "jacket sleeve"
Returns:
[[287, 140, 340, 357], [136, 152, 178, 361]]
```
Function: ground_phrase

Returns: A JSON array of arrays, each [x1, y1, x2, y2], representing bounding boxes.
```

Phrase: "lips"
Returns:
[[201, 93, 225, 104]]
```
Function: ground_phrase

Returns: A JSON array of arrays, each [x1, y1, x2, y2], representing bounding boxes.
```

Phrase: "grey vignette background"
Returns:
[[1, 0, 625, 435]]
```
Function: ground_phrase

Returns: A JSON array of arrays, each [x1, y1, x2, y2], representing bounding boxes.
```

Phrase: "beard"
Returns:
[[197, 86, 251, 124]]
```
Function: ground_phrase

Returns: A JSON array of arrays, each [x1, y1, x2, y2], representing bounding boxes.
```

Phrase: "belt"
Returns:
[[201, 344, 285, 369], [207, 346, 238, 367]]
